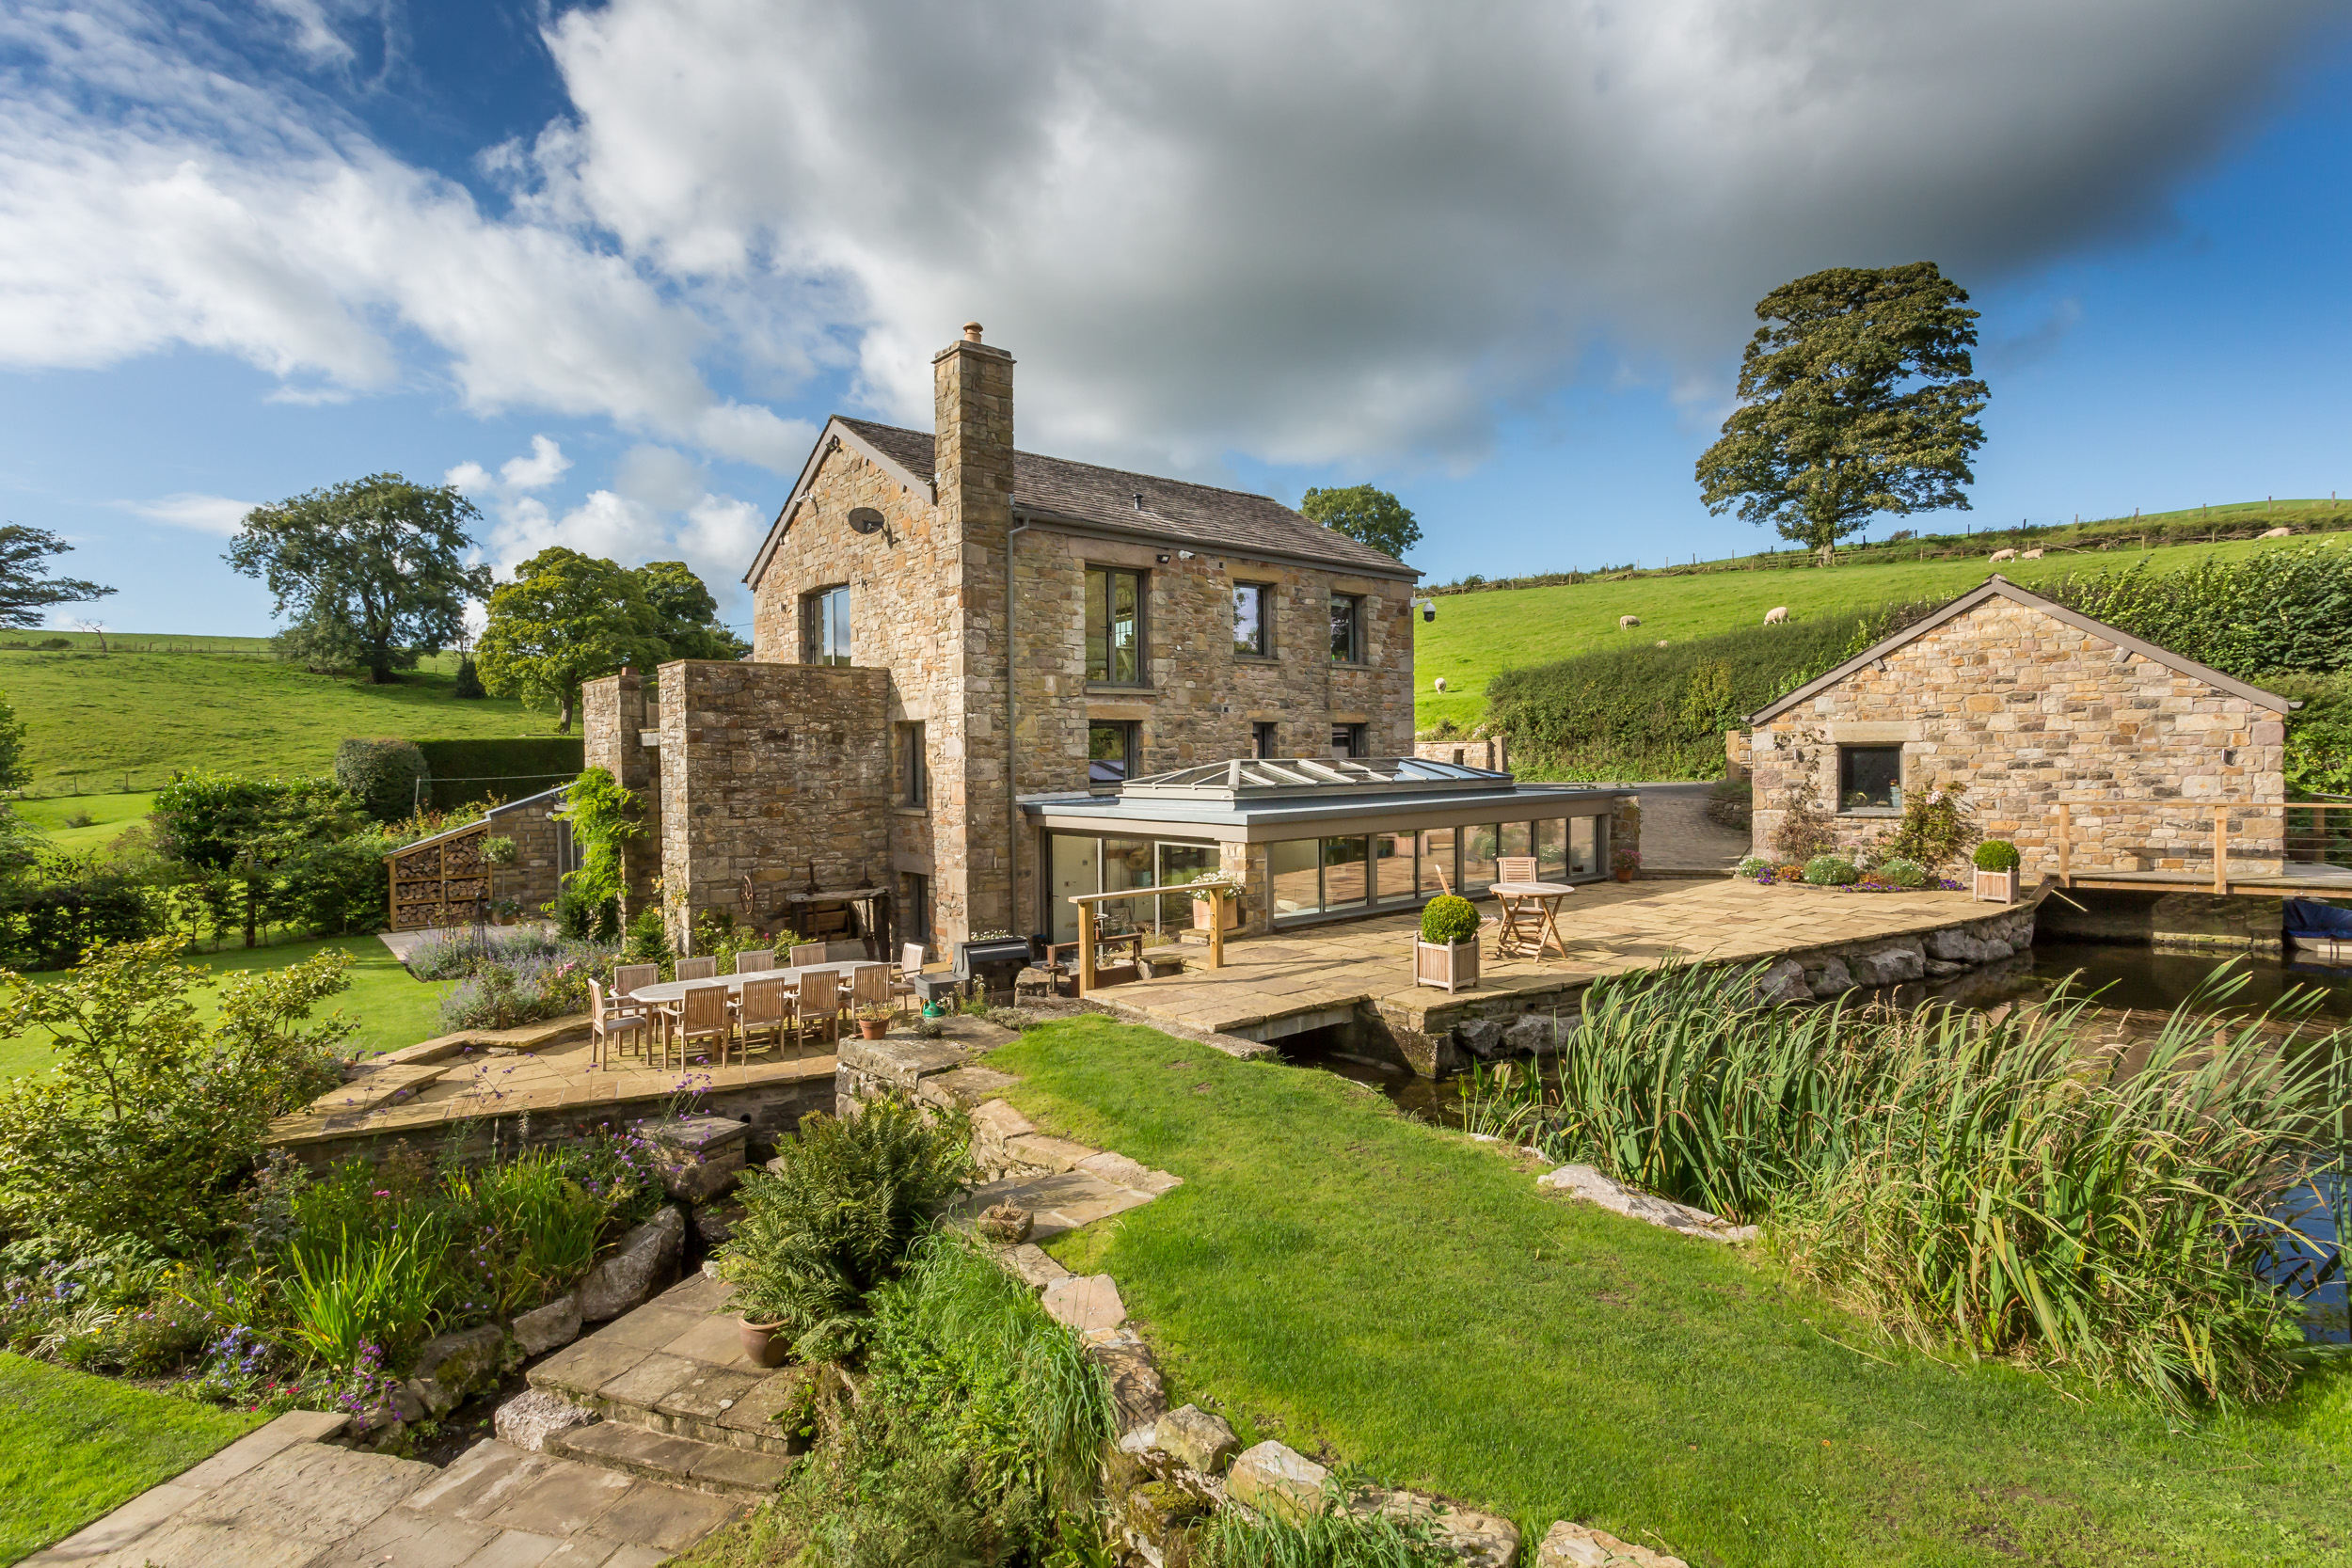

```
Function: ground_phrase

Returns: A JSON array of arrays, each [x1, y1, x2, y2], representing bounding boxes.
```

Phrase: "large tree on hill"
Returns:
[[1695, 263, 1988, 565], [1300, 484, 1422, 562], [0, 525, 114, 627], [476, 547, 669, 732], [226, 474, 494, 682], [636, 561, 750, 660]]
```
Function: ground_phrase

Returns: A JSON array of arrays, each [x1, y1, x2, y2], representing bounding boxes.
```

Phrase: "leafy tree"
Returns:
[[637, 561, 750, 661], [452, 652, 487, 699], [1696, 263, 1988, 565], [1299, 484, 1422, 562], [476, 547, 669, 731], [226, 474, 494, 684], [0, 688, 29, 796], [0, 525, 114, 628], [151, 772, 365, 947]]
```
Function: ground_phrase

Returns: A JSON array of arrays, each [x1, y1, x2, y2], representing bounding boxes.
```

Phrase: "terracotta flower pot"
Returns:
[[1613, 869, 1634, 883], [856, 1018, 890, 1040], [739, 1316, 789, 1368]]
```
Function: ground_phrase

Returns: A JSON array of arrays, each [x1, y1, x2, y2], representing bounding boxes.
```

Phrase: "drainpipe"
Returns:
[[1007, 515, 1032, 937]]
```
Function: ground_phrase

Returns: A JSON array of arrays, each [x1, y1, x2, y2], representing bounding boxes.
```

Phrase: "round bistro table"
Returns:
[[1489, 879, 1576, 961]]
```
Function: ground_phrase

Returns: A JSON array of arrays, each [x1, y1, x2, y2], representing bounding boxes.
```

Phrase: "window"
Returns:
[[1232, 582, 1272, 657], [1089, 721, 1137, 785], [1087, 566, 1146, 684], [1462, 824, 1500, 891], [803, 584, 851, 666], [1269, 839, 1319, 918], [1838, 745, 1903, 812], [1321, 836, 1370, 908], [903, 873, 930, 945], [1535, 819, 1565, 879], [1331, 722, 1365, 759], [898, 721, 927, 807], [1419, 827, 1457, 896], [1252, 721, 1279, 759], [1374, 832, 1417, 902], [1329, 593, 1363, 664]]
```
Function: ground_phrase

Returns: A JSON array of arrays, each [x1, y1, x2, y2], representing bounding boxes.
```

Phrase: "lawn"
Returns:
[[1415, 532, 2337, 731], [14, 790, 155, 853], [0, 646, 550, 794], [0, 1353, 261, 1565], [0, 932, 448, 1079], [999, 1016, 2352, 1566]]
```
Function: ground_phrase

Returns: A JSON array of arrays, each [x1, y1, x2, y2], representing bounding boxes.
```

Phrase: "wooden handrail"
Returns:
[[2044, 798, 2351, 895], [1067, 882, 1237, 988]]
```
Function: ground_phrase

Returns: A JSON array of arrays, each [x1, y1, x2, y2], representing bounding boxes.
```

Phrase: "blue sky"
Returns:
[[3, 0, 2347, 636]]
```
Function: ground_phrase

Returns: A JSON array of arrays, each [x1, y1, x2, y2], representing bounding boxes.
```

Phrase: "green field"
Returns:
[[14, 791, 155, 853], [0, 933, 449, 1079], [1414, 533, 2334, 731], [0, 1353, 261, 1565], [0, 646, 549, 793], [1006, 1016, 2352, 1567]]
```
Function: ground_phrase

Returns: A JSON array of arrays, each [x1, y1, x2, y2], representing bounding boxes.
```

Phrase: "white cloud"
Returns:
[[0, 0, 2337, 484], [123, 492, 256, 536], [500, 435, 571, 492]]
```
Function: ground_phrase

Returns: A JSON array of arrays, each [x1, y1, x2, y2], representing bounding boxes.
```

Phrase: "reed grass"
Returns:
[[1460, 961, 2350, 1413]]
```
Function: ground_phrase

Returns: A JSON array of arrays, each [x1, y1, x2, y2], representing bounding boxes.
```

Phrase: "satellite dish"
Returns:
[[848, 508, 884, 535]]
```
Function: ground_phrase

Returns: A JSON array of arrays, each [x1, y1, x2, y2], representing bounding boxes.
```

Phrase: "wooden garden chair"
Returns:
[[850, 961, 892, 1017], [670, 980, 735, 1069], [796, 969, 844, 1046], [733, 976, 793, 1061], [611, 963, 660, 1022], [675, 956, 718, 982], [736, 948, 776, 974], [588, 978, 651, 1070], [890, 942, 925, 1001], [789, 942, 828, 968]]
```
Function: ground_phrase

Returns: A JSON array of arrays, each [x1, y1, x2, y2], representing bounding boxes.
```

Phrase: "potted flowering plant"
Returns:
[[1185, 869, 1246, 931], [1612, 847, 1641, 883], [1413, 895, 1481, 992], [1972, 840, 2021, 904], [853, 1003, 894, 1040]]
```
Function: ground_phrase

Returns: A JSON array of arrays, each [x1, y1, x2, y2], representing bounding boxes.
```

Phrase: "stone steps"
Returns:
[[546, 1418, 798, 1499]]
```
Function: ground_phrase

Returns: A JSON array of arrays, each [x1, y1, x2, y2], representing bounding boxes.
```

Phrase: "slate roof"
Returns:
[[1745, 575, 2298, 725], [785, 417, 1413, 580]]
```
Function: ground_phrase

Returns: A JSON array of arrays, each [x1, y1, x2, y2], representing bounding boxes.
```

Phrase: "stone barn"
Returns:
[[1734, 575, 2294, 881]]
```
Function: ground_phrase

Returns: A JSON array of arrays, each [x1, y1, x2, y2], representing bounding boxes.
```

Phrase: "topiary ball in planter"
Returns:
[[1803, 855, 1862, 886], [1420, 895, 1480, 946], [1973, 839, 2021, 872]]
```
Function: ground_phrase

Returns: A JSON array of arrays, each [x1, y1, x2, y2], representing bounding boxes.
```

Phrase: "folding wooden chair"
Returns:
[[796, 969, 844, 1046], [788, 942, 827, 969], [1496, 856, 1539, 884], [675, 956, 718, 982], [588, 978, 651, 1070], [672, 980, 734, 1068], [735, 948, 776, 974], [734, 976, 793, 1061]]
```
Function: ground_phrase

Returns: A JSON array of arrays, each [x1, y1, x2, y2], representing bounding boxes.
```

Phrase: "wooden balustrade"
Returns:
[[1065, 882, 1236, 991], [2045, 800, 2352, 895]]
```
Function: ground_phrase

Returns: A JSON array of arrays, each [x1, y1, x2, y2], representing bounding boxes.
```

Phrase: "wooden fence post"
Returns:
[[1077, 903, 1095, 994], [1208, 890, 1226, 971], [2055, 803, 2071, 887], [2214, 806, 2229, 895]]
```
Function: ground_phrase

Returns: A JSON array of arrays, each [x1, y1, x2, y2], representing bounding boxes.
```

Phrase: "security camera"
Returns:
[[1421, 599, 1437, 623], [1178, 550, 1195, 561]]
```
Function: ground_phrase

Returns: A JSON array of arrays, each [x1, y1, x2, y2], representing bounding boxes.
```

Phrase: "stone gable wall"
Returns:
[[655, 659, 891, 943], [483, 795, 564, 915], [1747, 599, 2287, 878]]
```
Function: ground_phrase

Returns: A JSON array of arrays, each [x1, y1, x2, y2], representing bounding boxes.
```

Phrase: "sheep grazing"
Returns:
[[1433, 675, 1448, 691], [2020, 547, 2045, 560], [1763, 605, 1789, 625], [1988, 547, 2018, 562], [1655, 639, 1668, 647], [1619, 614, 1641, 629], [2262, 526, 2294, 539]]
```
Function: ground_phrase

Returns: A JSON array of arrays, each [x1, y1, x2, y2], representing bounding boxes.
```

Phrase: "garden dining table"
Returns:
[[1489, 880, 1575, 961], [628, 960, 880, 1050]]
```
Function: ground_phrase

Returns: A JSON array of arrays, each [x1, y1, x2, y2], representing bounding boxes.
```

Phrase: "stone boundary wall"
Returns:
[[580, 667, 663, 919], [1412, 735, 1508, 772], [483, 794, 564, 915]]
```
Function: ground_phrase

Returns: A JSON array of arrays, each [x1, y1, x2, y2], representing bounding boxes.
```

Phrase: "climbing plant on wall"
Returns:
[[558, 768, 639, 938]]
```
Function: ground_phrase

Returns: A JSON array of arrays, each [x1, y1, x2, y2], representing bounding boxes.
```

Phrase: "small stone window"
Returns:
[[1838, 745, 1903, 813], [1252, 721, 1279, 759], [802, 584, 851, 666], [898, 721, 927, 808], [1331, 721, 1366, 759], [1087, 566, 1146, 685], [1089, 721, 1138, 786], [1329, 593, 1364, 664], [1232, 582, 1273, 657]]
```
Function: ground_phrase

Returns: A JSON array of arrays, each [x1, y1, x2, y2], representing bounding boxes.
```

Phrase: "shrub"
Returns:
[[1199, 1471, 1461, 1567], [1883, 782, 1976, 870], [1973, 839, 2020, 872], [437, 953, 595, 1031], [1419, 895, 1479, 946], [715, 1096, 973, 1361], [1802, 855, 1860, 886], [480, 835, 517, 866], [1875, 857, 1928, 889], [623, 907, 672, 965], [0, 848, 165, 970], [1735, 856, 1771, 878], [452, 653, 487, 700], [334, 739, 429, 823], [1768, 779, 1837, 864]]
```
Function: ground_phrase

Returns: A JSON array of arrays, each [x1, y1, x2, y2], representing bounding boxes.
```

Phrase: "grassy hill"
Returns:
[[1414, 531, 2342, 732], [0, 645, 552, 794]]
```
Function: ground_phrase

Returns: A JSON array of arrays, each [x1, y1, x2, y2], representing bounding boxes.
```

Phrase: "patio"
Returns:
[[1089, 876, 2041, 1072]]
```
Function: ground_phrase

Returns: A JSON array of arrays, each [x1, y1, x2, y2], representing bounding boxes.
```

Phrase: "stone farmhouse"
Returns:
[[1733, 574, 2294, 879], [582, 323, 1540, 954]]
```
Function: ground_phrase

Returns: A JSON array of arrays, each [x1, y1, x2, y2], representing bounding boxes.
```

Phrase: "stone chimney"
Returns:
[[933, 322, 1014, 531]]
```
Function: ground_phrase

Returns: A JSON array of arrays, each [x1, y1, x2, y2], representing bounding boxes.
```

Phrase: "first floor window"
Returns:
[[903, 873, 931, 946], [1838, 745, 1903, 811], [898, 721, 928, 806], [803, 584, 851, 666], [1087, 566, 1146, 684], [1329, 593, 1363, 663], [1331, 722, 1366, 759], [1252, 721, 1279, 758], [1089, 721, 1138, 785], [1233, 582, 1272, 657]]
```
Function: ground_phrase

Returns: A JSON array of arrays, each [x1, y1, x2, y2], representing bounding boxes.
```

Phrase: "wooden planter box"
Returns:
[[1414, 938, 1480, 992], [1192, 895, 1239, 931], [1972, 867, 2019, 904]]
